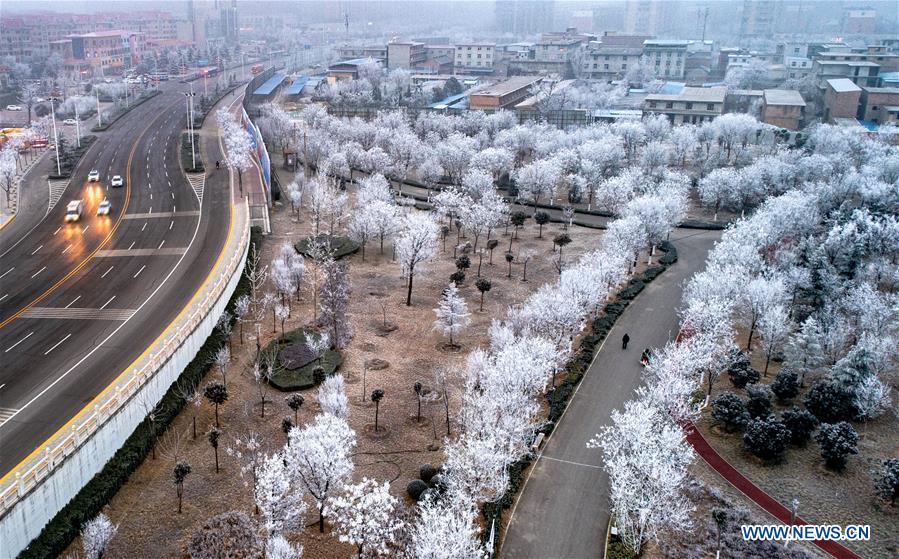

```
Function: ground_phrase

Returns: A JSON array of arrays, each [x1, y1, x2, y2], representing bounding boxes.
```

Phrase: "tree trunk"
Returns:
[[374, 403, 380, 432], [507, 260, 512, 278], [214, 404, 220, 427], [405, 268, 414, 306], [480, 292, 485, 312], [214, 447, 219, 473], [522, 261, 528, 282], [177, 485, 183, 513]]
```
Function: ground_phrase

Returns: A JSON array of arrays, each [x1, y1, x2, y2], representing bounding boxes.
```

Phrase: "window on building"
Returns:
[[621, 64, 627, 69], [707, 103, 714, 110], [604, 64, 609, 69], [649, 101, 657, 108], [686, 102, 693, 109], [665, 102, 673, 108]]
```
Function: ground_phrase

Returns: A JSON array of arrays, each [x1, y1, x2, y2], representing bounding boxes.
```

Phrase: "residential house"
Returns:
[[823, 78, 862, 123], [760, 89, 805, 130], [642, 85, 726, 124]]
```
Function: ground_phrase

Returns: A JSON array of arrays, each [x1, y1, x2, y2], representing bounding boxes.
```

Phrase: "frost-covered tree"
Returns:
[[81, 512, 118, 559], [328, 478, 404, 558], [264, 534, 303, 559], [318, 259, 352, 348], [217, 109, 254, 193], [514, 159, 559, 211], [286, 413, 356, 532], [433, 282, 471, 348], [318, 373, 349, 420], [397, 213, 439, 305], [588, 398, 694, 554], [406, 494, 484, 559], [256, 450, 307, 537]]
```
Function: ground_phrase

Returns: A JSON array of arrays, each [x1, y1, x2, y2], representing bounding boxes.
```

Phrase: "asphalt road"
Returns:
[[500, 228, 721, 559], [0, 80, 233, 476]]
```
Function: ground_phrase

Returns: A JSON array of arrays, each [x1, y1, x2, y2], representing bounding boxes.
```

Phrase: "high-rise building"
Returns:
[[623, 0, 671, 36], [495, 0, 555, 36], [739, 0, 775, 39]]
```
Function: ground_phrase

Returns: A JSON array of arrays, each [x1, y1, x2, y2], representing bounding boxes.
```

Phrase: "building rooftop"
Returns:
[[827, 78, 862, 93], [471, 76, 541, 97], [590, 46, 643, 56], [763, 89, 806, 107], [861, 86, 899, 94], [646, 85, 726, 103], [330, 58, 379, 67], [816, 60, 880, 67], [455, 42, 496, 47], [644, 40, 691, 47]]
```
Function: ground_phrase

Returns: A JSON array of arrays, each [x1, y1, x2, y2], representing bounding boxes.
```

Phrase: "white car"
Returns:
[[110, 175, 124, 188], [97, 198, 112, 216], [63, 118, 77, 125], [88, 169, 100, 182], [65, 200, 84, 222], [6, 104, 23, 111]]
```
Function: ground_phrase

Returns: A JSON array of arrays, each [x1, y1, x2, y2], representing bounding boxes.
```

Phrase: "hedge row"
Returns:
[[18, 226, 263, 559], [48, 135, 97, 180], [90, 90, 161, 132], [480, 241, 679, 554]]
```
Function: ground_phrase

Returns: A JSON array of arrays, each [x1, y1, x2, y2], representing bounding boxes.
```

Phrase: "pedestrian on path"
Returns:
[[621, 333, 630, 350]]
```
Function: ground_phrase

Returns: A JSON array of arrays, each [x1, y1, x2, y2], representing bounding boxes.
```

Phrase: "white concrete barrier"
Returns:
[[0, 204, 250, 559]]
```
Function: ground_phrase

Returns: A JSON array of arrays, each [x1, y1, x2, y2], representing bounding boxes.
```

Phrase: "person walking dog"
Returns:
[[622, 333, 630, 350]]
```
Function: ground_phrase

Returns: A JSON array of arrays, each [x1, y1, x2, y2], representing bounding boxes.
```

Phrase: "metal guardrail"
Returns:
[[0, 203, 250, 516]]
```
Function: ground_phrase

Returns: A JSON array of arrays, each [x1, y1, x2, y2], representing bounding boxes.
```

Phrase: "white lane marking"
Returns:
[[81, 225, 89, 234], [149, 193, 153, 200], [0, 384, 4, 390], [170, 192, 174, 199], [30, 266, 46, 279], [100, 295, 116, 310], [1, 267, 15, 279], [0, 294, 7, 303], [31, 244, 43, 255], [141, 222, 147, 232], [1, 118, 207, 427], [64, 295, 82, 308], [167, 180, 172, 187], [133, 265, 146, 278], [62, 244, 73, 254], [101, 265, 114, 278], [149, 206, 152, 214], [44, 333, 72, 356], [157, 239, 165, 249], [53, 227, 61, 235], [169, 220, 174, 230], [128, 241, 136, 250], [5, 331, 34, 353]]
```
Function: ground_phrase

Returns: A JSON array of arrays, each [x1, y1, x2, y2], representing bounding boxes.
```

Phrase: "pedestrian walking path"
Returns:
[[501, 228, 720, 558], [684, 422, 863, 559]]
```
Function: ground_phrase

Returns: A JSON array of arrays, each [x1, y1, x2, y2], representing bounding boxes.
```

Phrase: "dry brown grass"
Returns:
[[68, 190, 604, 558]]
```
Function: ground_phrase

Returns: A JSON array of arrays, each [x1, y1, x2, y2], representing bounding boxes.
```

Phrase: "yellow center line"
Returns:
[[0, 185, 236, 486], [0, 99, 179, 330]]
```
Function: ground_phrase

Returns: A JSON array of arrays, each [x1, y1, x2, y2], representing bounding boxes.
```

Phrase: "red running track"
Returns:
[[683, 421, 863, 559]]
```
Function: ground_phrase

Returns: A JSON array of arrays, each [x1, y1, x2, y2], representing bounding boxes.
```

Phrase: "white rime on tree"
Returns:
[[255, 450, 307, 537], [318, 259, 352, 348], [406, 493, 484, 559], [318, 373, 349, 420], [433, 282, 471, 347], [286, 413, 356, 533], [328, 478, 404, 558], [588, 398, 694, 555], [265, 534, 304, 559], [396, 212, 438, 306], [81, 512, 118, 559], [217, 108, 254, 193]]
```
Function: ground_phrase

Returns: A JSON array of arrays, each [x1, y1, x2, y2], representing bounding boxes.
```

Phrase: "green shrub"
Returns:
[[743, 416, 789, 461], [804, 380, 856, 423], [606, 541, 638, 559], [771, 369, 800, 402], [745, 384, 773, 419], [19, 227, 263, 559], [815, 422, 858, 471], [407, 480, 429, 501], [712, 393, 749, 432], [264, 327, 343, 391], [295, 234, 360, 260], [781, 406, 818, 446]]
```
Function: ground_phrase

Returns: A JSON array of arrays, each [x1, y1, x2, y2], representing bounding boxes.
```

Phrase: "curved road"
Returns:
[[0, 81, 232, 476], [501, 228, 721, 559]]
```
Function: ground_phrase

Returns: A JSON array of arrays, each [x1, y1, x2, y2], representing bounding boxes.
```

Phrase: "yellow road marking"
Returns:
[[0, 100, 178, 330], [0, 204, 236, 484]]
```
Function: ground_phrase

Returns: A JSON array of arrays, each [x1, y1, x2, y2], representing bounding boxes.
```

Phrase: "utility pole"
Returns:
[[184, 88, 197, 170], [74, 102, 81, 148], [49, 98, 61, 175], [95, 88, 102, 128], [701, 6, 709, 42]]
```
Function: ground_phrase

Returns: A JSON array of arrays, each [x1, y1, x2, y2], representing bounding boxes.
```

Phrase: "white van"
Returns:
[[65, 200, 84, 222]]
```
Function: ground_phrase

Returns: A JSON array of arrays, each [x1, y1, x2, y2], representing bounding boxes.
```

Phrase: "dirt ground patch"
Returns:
[[696, 339, 899, 559], [70, 184, 605, 558]]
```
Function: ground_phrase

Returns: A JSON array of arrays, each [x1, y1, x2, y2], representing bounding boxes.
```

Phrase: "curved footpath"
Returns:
[[500, 227, 721, 558], [684, 423, 863, 559]]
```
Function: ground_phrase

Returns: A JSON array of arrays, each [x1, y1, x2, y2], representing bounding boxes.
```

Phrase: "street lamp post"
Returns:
[[74, 102, 81, 148], [183, 87, 197, 170], [48, 98, 61, 175], [95, 88, 102, 128]]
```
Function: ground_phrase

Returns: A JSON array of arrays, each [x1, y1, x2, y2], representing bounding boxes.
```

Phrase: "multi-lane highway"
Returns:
[[0, 80, 233, 475]]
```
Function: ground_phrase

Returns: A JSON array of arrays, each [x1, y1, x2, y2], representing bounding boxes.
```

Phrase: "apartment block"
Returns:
[[386, 41, 426, 70], [814, 60, 880, 88], [643, 85, 726, 125], [454, 43, 495, 73], [859, 86, 899, 125], [583, 45, 642, 80], [784, 56, 814, 80], [643, 40, 688, 80], [842, 9, 876, 35]]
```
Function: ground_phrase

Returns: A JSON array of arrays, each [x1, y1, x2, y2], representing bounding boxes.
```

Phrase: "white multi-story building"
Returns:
[[454, 42, 495, 72], [643, 40, 688, 79]]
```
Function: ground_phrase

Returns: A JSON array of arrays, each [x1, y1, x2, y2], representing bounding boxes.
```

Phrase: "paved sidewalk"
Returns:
[[685, 423, 863, 559], [500, 228, 720, 559]]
